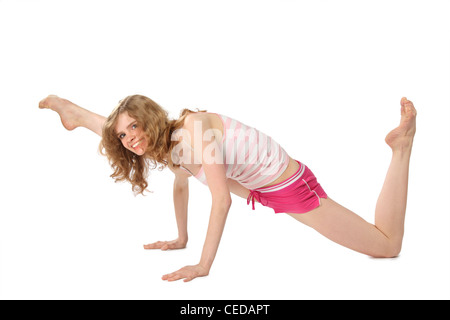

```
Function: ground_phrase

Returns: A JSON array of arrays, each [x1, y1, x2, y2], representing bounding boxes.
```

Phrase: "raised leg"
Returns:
[[376, 97, 416, 247], [288, 97, 417, 258], [39, 95, 106, 137]]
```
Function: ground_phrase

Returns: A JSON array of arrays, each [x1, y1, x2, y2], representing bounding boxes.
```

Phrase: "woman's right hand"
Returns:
[[143, 238, 187, 251]]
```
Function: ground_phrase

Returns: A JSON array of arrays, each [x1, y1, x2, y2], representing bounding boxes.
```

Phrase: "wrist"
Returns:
[[198, 262, 211, 275], [178, 235, 188, 245], [198, 257, 213, 272]]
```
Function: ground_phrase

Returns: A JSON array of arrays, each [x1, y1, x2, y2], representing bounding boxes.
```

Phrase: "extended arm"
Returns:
[[198, 187, 232, 271], [143, 167, 190, 250], [172, 168, 189, 246], [162, 114, 232, 282]]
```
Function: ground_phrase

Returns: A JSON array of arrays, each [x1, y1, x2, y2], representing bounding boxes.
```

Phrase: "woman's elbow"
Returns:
[[213, 194, 232, 210]]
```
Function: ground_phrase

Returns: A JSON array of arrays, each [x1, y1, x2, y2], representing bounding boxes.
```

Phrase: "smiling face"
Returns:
[[114, 111, 148, 155]]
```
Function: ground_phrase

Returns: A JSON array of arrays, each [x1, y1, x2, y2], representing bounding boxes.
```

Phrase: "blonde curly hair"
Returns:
[[99, 95, 202, 195]]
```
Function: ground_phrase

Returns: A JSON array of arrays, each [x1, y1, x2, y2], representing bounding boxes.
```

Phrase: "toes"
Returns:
[[400, 97, 416, 116], [402, 97, 414, 108], [405, 101, 416, 116], [401, 97, 407, 105], [39, 97, 49, 109], [38, 95, 59, 109]]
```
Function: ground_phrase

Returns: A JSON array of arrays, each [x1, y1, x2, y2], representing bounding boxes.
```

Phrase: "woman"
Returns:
[[38, 94, 417, 282]]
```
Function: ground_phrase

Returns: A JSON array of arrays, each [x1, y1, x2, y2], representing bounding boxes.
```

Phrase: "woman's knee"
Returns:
[[372, 239, 402, 258]]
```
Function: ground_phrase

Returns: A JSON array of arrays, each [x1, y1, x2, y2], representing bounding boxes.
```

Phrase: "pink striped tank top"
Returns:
[[181, 114, 289, 190]]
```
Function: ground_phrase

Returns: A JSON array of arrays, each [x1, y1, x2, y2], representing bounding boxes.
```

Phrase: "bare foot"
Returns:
[[385, 97, 417, 151], [39, 95, 82, 131]]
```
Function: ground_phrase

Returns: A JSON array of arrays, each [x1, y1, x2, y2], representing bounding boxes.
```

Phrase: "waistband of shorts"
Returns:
[[255, 161, 305, 193]]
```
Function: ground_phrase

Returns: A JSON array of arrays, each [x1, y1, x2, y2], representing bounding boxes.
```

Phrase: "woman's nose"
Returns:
[[127, 132, 136, 144]]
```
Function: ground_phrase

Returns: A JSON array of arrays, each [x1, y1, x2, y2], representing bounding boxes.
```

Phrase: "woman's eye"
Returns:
[[132, 124, 137, 129], [119, 133, 125, 139]]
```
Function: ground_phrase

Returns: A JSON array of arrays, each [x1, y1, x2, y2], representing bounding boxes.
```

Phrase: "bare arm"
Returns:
[[143, 166, 190, 250], [162, 114, 232, 282], [172, 167, 190, 246]]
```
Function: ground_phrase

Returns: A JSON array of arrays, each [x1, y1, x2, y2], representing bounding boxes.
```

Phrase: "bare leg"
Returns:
[[39, 95, 106, 137], [376, 97, 416, 244], [288, 97, 417, 258]]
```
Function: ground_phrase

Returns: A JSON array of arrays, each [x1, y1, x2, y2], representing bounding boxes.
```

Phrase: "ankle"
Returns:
[[391, 143, 413, 158]]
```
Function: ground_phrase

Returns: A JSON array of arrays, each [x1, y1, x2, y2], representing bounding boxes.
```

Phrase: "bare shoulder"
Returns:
[[183, 112, 222, 139], [183, 112, 213, 130], [168, 164, 191, 179]]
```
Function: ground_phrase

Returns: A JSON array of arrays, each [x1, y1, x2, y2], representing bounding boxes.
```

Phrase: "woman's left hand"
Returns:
[[162, 264, 209, 282]]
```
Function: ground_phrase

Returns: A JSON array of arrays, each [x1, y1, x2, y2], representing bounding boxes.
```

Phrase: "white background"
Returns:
[[1, 0, 449, 300]]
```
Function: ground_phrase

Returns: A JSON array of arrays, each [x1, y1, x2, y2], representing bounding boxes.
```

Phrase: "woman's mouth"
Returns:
[[131, 139, 143, 150]]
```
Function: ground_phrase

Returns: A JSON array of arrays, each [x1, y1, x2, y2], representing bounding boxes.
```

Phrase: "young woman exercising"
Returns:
[[38, 94, 417, 282]]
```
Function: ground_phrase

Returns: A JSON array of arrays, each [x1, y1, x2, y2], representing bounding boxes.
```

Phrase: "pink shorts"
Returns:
[[247, 161, 328, 214]]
